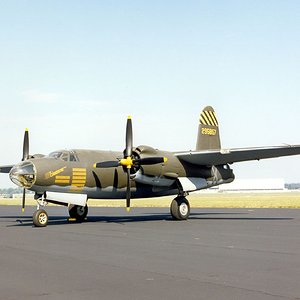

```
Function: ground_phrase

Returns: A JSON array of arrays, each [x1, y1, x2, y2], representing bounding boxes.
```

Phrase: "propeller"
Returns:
[[124, 116, 133, 211], [94, 116, 167, 211], [21, 128, 29, 212], [22, 128, 29, 161]]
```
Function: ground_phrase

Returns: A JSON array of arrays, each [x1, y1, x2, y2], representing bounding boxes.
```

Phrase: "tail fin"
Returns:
[[196, 106, 221, 151]]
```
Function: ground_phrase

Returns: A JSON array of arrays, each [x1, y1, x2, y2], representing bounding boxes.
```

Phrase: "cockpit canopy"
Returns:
[[48, 150, 78, 162]]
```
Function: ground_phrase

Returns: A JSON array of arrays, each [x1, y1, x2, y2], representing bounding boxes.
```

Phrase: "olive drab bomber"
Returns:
[[2, 106, 300, 227]]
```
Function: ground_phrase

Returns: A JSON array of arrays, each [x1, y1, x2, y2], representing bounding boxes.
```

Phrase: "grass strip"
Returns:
[[1, 192, 300, 208]]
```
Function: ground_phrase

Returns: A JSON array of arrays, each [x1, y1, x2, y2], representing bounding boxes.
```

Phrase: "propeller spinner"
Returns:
[[94, 116, 167, 211]]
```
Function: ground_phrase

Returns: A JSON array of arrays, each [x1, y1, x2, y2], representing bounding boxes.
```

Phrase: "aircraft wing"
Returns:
[[175, 145, 300, 166]]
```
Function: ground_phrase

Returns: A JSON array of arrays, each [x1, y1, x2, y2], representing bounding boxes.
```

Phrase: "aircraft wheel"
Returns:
[[170, 196, 190, 220], [33, 209, 48, 227], [68, 204, 88, 221]]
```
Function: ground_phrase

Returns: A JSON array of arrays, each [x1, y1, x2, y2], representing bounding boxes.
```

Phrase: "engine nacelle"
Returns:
[[211, 164, 235, 182]]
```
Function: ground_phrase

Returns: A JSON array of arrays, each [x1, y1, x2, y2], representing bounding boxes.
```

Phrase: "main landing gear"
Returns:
[[170, 196, 190, 220]]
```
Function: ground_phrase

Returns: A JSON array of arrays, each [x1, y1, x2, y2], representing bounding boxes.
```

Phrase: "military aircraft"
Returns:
[[1, 106, 300, 227]]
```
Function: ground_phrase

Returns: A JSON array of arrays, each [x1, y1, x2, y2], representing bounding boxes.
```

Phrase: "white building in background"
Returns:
[[12, 193, 34, 199], [217, 178, 285, 192]]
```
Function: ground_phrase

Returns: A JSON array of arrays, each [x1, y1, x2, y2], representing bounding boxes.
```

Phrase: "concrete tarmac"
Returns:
[[0, 206, 299, 300]]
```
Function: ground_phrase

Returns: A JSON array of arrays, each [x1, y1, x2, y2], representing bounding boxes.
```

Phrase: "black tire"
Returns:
[[33, 209, 48, 227], [68, 204, 88, 221], [170, 196, 190, 220]]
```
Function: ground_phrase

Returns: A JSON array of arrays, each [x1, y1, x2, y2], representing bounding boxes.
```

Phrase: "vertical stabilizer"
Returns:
[[196, 106, 221, 151]]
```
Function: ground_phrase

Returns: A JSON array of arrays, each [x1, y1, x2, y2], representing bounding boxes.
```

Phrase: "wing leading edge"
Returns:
[[175, 145, 300, 166]]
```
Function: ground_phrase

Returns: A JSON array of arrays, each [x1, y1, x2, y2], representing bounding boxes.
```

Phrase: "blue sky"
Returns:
[[0, 1, 300, 187]]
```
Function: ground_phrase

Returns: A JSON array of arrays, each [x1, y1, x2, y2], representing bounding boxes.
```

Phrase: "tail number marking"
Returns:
[[201, 128, 216, 136]]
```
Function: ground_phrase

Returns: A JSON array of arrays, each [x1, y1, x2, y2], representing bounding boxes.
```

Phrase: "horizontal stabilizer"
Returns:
[[176, 145, 300, 166]]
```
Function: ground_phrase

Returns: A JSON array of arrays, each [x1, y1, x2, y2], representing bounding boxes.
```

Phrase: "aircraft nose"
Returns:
[[9, 161, 36, 188]]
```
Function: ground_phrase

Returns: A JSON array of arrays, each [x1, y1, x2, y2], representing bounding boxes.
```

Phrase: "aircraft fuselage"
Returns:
[[10, 147, 234, 200]]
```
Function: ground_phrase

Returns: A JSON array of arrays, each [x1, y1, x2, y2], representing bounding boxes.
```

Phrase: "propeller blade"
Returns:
[[94, 161, 120, 168], [22, 188, 26, 213], [22, 128, 29, 161], [135, 157, 167, 165], [0, 165, 13, 173], [126, 168, 131, 211], [124, 116, 133, 158]]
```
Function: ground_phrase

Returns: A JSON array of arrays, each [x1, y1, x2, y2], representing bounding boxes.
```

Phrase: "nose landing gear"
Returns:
[[31, 194, 89, 227], [33, 209, 49, 227], [33, 196, 49, 227]]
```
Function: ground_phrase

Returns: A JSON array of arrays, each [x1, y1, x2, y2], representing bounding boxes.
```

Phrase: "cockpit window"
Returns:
[[48, 151, 78, 162], [49, 152, 63, 159], [70, 153, 77, 161], [61, 153, 69, 161]]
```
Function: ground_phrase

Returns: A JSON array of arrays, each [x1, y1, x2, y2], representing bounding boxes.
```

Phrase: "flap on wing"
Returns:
[[175, 145, 300, 166]]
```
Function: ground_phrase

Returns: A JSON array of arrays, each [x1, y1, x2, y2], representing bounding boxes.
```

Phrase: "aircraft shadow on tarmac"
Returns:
[[2, 211, 294, 227]]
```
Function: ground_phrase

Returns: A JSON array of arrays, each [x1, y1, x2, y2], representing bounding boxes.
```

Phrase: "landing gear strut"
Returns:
[[68, 204, 88, 222], [170, 196, 190, 220]]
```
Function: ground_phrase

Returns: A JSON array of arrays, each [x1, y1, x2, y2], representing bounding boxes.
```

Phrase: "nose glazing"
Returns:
[[9, 161, 36, 188]]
